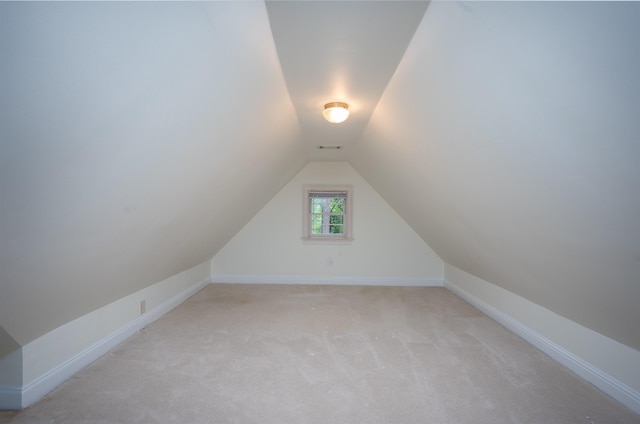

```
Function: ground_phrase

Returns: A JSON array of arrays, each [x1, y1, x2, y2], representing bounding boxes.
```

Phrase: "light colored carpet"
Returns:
[[1, 284, 638, 424]]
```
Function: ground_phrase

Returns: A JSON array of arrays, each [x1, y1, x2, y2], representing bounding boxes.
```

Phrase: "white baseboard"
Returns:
[[14, 274, 636, 414], [211, 274, 443, 287], [444, 279, 640, 415], [18, 276, 210, 409]]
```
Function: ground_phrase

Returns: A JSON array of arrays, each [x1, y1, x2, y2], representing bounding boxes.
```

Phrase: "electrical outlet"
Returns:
[[140, 300, 146, 315]]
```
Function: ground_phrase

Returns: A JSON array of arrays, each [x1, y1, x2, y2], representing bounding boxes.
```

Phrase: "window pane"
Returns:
[[311, 214, 322, 234], [329, 215, 343, 225], [329, 198, 345, 213], [311, 199, 324, 214], [329, 224, 344, 234]]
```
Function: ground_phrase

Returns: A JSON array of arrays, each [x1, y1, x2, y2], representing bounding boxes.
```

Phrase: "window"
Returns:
[[303, 185, 353, 241]]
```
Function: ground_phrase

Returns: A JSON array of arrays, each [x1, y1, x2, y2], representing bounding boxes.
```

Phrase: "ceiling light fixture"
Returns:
[[322, 102, 350, 124]]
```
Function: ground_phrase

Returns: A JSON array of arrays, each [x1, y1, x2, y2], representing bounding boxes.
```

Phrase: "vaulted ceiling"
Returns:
[[1, 1, 639, 353], [266, 0, 428, 159]]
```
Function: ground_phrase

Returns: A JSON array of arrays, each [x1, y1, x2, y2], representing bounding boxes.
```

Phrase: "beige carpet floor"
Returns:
[[1, 284, 638, 424]]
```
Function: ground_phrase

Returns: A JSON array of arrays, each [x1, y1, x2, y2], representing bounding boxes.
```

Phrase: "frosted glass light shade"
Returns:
[[322, 102, 349, 123]]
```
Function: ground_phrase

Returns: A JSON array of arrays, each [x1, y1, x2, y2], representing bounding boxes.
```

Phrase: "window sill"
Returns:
[[301, 237, 354, 245]]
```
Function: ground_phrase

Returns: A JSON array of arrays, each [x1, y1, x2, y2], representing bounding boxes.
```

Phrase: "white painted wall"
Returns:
[[0, 1, 305, 347], [352, 1, 640, 351], [0, 327, 21, 394], [0, 349, 22, 409], [212, 161, 443, 285], [445, 264, 640, 414], [0, 260, 210, 409]]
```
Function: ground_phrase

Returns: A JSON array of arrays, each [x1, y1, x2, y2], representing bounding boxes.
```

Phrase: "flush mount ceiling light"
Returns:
[[322, 102, 350, 124]]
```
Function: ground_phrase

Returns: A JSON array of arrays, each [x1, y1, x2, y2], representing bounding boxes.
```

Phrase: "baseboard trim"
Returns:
[[20, 276, 211, 409], [444, 279, 640, 415], [211, 274, 443, 287]]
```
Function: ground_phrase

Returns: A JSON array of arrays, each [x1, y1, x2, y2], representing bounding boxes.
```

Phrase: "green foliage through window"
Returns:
[[310, 196, 345, 235]]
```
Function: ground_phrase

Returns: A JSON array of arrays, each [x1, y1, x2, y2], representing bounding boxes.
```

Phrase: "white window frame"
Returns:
[[302, 185, 353, 242]]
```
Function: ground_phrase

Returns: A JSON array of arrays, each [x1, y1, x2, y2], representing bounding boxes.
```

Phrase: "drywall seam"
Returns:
[[211, 274, 443, 287], [19, 276, 211, 409], [444, 279, 640, 415]]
